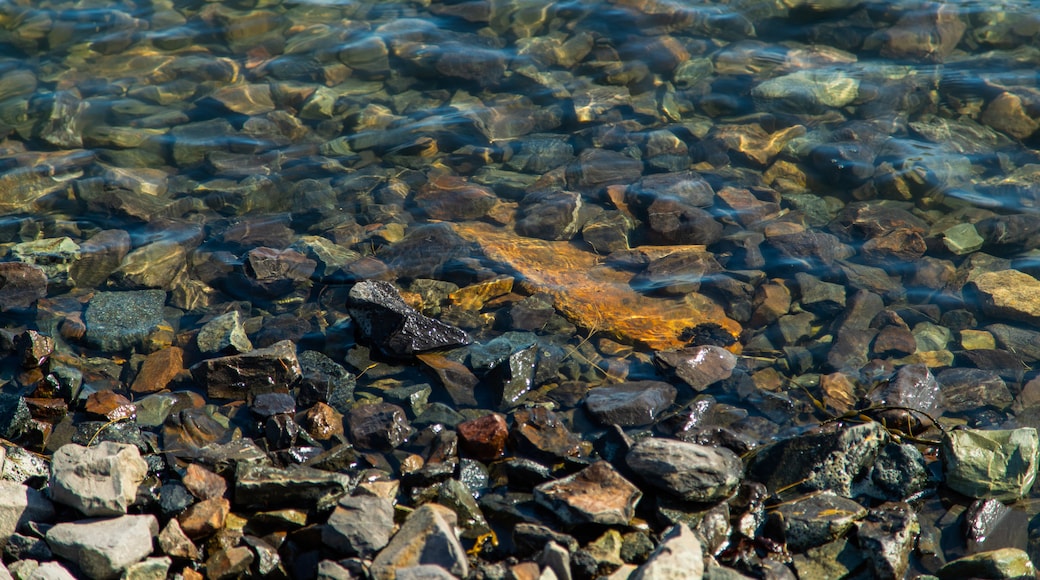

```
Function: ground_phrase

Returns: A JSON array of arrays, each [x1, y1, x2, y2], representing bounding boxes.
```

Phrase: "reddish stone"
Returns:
[[297, 401, 344, 441], [16, 330, 54, 369], [457, 413, 509, 461], [178, 497, 230, 539], [205, 545, 254, 580], [24, 397, 68, 421], [158, 518, 201, 561], [183, 463, 228, 501], [873, 325, 917, 357], [83, 390, 136, 421], [0, 262, 47, 312], [131, 346, 185, 394]]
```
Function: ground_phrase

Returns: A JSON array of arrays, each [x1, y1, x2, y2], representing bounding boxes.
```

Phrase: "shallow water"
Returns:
[[4, 0, 1040, 574]]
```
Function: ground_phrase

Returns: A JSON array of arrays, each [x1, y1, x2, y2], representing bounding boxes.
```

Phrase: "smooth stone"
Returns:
[[943, 223, 985, 255], [986, 324, 1040, 362], [110, 240, 185, 290], [774, 491, 866, 551], [942, 427, 1039, 501], [866, 363, 943, 431], [655, 346, 737, 392], [626, 438, 742, 503], [534, 461, 641, 526], [83, 290, 166, 352], [970, 269, 1040, 326], [49, 442, 148, 517], [321, 495, 394, 557], [45, 515, 159, 580], [584, 381, 677, 427], [855, 503, 919, 580], [347, 281, 471, 358], [515, 190, 585, 241], [22, 562, 75, 580], [370, 504, 468, 580], [937, 548, 1036, 580], [0, 481, 54, 549], [631, 523, 703, 580], [0, 263, 47, 312], [234, 463, 350, 511], [936, 368, 1013, 414], [746, 421, 887, 497], [190, 340, 301, 400], [196, 310, 252, 355], [751, 69, 858, 114], [965, 498, 1029, 554]]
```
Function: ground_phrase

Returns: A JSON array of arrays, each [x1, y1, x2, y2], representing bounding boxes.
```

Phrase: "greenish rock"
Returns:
[[84, 290, 167, 352], [122, 556, 172, 580], [937, 548, 1036, 580], [437, 478, 491, 539], [196, 310, 253, 355], [751, 69, 859, 114], [942, 427, 1039, 501], [134, 393, 179, 428], [791, 538, 867, 580], [913, 321, 952, 352], [11, 237, 80, 290], [943, 223, 984, 255]]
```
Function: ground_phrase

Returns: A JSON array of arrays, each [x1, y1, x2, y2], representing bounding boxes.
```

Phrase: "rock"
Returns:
[[234, 463, 351, 511], [515, 190, 585, 241], [457, 413, 509, 461], [937, 548, 1036, 580], [867, 443, 929, 501], [942, 427, 1039, 501], [774, 491, 866, 551], [182, 464, 227, 501], [370, 504, 468, 580], [0, 395, 30, 440], [0, 481, 54, 549], [865, 363, 943, 431], [205, 545, 254, 580], [486, 344, 539, 410], [45, 515, 159, 580], [177, 497, 229, 539], [49, 442, 148, 517], [965, 498, 1029, 554], [190, 340, 301, 400], [122, 557, 171, 580], [795, 272, 845, 317], [630, 250, 721, 296], [437, 478, 490, 539], [746, 421, 887, 496], [130, 346, 185, 394], [196, 311, 252, 355], [987, 324, 1040, 362], [655, 346, 737, 392], [943, 223, 985, 255], [869, 3, 966, 63], [626, 438, 742, 503], [23, 562, 76, 580], [509, 407, 584, 464], [157, 519, 200, 561], [538, 540, 572, 580], [83, 290, 166, 352], [346, 402, 412, 452], [791, 538, 867, 580], [534, 461, 641, 526], [110, 240, 186, 290], [969, 269, 1040, 326], [810, 141, 875, 186], [322, 495, 394, 558], [855, 503, 919, 580], [584, 381, 677, 427], [751, 70, 858, 114], [347, 281, 471, 358], [645, 198, 723, 246], [631, 523, 703, 580], [0, 263, 47, 312], [981, 92, 1039, 140], [936, 368, 1013, 414]]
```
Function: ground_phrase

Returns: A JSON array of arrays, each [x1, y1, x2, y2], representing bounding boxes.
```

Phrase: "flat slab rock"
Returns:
[[625, 437, 742, 503], [534, 461, 642, 526], [190, 339, 302, 400], [347, 280, 471, 358], [583, 380, 676, 427], [46, 514, 159, 580]]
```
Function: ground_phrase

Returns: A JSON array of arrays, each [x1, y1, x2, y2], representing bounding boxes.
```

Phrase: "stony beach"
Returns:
[[2, 0, 1040, 578]]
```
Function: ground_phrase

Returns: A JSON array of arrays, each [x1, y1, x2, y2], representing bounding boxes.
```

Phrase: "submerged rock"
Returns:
[[347, 280, 471, 358], [583, 381, 676, 427], [534, 461, 641, 526]]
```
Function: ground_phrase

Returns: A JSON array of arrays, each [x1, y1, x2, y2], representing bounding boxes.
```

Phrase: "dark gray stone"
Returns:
[[322, 495, 394, 557], [626, 438, 742, 503], [584, 381, 677, 427], [297, 350, 356, 414], [0, 395, 30, 440], [856, 503, 919, 580], [346, 402, 412, 452], [866, 443, 929, 501], [83, 290, 166, 352], [866, 364, 943, 430], [0, 262, 47, 312], [234, 464, 351, 511], [190, 340, 302, 400], [936, 368, 1013, 414], [774, 491, 866, 551], [965, 498, 1029, 555], [347, 281, 470, 358]]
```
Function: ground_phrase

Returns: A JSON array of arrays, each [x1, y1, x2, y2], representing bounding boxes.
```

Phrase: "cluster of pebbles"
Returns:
[[3, 0, 1040, 578]]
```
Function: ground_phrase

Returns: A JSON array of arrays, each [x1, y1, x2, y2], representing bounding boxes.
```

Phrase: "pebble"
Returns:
[[774, 491, 865, 551], [49, 442, 148, 517], [45, 515, 159, 580], [937, 547, 1036, 580], [625, 438, 742, 503], [970, 269, 1040, 326], [457, 413, 509, 461], [534, 461, 641, 526], [195, 311, 253, 355], [655, 346, 737, 392]]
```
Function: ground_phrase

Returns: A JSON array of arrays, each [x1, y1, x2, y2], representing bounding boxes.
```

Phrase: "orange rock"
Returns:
[[178, 497, 230, 539], [84, 390, 136, 422], [131, 346, 185, 394], [452, 222, 741, 351]]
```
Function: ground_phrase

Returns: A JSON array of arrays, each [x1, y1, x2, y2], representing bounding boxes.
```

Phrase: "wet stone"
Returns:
[[83, 290, 166, 352], [0, 263, 47, 313], [965, 498, 1029, 554], [584, 381, 677, 427], [46, 515, 159, 580], [509, 407, 584, 464], [348, 281, 471, 358], [49, 442, 148, 517], [938, 547, 1036, 580], [856, 502, 919, 580], [234, 464, 351, 511], [645, 198, 723, 246], [515, 190, 585, 241], [867, 443, 929, 501], [84, 391, 136, 422], [969, 269, 1040, 326], [626, 438, 742, 503], [130, 346, 184, 394], [437, 478, 490, 539], [297, 350, 355, 414], [457, 413, 509, 462], [942, 427, 1039, 501], [656, 346, 737, 392], [196, 310, 252, 355], [534, 461, 641, 526], [0, 395, 30, 441], [346, 402, 412, 452], [936, 368, 1013, 414], [190, 339, 301, 400], [774, 491, 866, 551], [866, 363, 943, 431], [631, 250, 721, 296], [370, 503, 468, 580]]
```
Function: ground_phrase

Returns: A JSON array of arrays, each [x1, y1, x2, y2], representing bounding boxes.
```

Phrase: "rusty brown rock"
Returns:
[[131, 346, 185, 394], [178, 497, 230, 539], [84, 390, 136, 422], [158, 518, 201, 561], [0, 262, 47, 312], [534, 461, 641, 526], [457, 413, 509, 461], [297, 401, 344, 441], [183, 464, 227, 501], [416, 175, 498, 220]]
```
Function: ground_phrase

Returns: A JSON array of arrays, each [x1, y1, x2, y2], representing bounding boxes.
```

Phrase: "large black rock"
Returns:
[[347, 280, 470, 358]]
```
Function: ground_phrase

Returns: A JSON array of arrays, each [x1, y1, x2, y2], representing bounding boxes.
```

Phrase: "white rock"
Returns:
[[0, 480, 54, 548], [632, 523, 704, 580], [48, 442, 147, 516]]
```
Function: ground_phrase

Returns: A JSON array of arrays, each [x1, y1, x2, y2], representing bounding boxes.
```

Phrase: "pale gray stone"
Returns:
[[0, 481, 54, 549], [25, 562, 75, 580], [321, 495, 395, 557], [632, 523, 704, 580], [46, 515, 158, 580], [49, 442, 148, 517], [370, 504, 468, 580]]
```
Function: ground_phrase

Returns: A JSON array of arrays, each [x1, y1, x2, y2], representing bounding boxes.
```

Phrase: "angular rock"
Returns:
[[177, 497, 229, 539], [509, 407, 584, 464], [655, 346, 737, 392], [0, 394, 30, 440], [534, 461, 641, 526], [746, 421, 887, 496], [457, 413, 509, 461], [46, 515, 159, 580], [0, 262, 47, 312], [0, 481, 54, 549], [626, 438, 742, 503], [937, 548, 1036, 580], [965, 498, 1029, 555], [130, 346, 185, 394], [195, 310, 252, 355], [631, 523, 703, 580], [515, 190, 585, 241], [370, 504, 468, 580], [856, 503, 919, 580], [868, 443, 929, 501], [346, 402, 412, 452], [49, 442, 148, 517], [157, 519, 200, 561], [584, 381, 677, 427], [969, 269, 1040, 326], [936, 368, 1013, 414], [347, 281, 470, 358], [234, 463, 351, 511], [205, 546, 254, 580], [774, 491, 866, 551], [190, 340, 301, 400], [83, 290, 166, 352], [322, 495, 395, 557], [942, 427, 1039, 501]]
